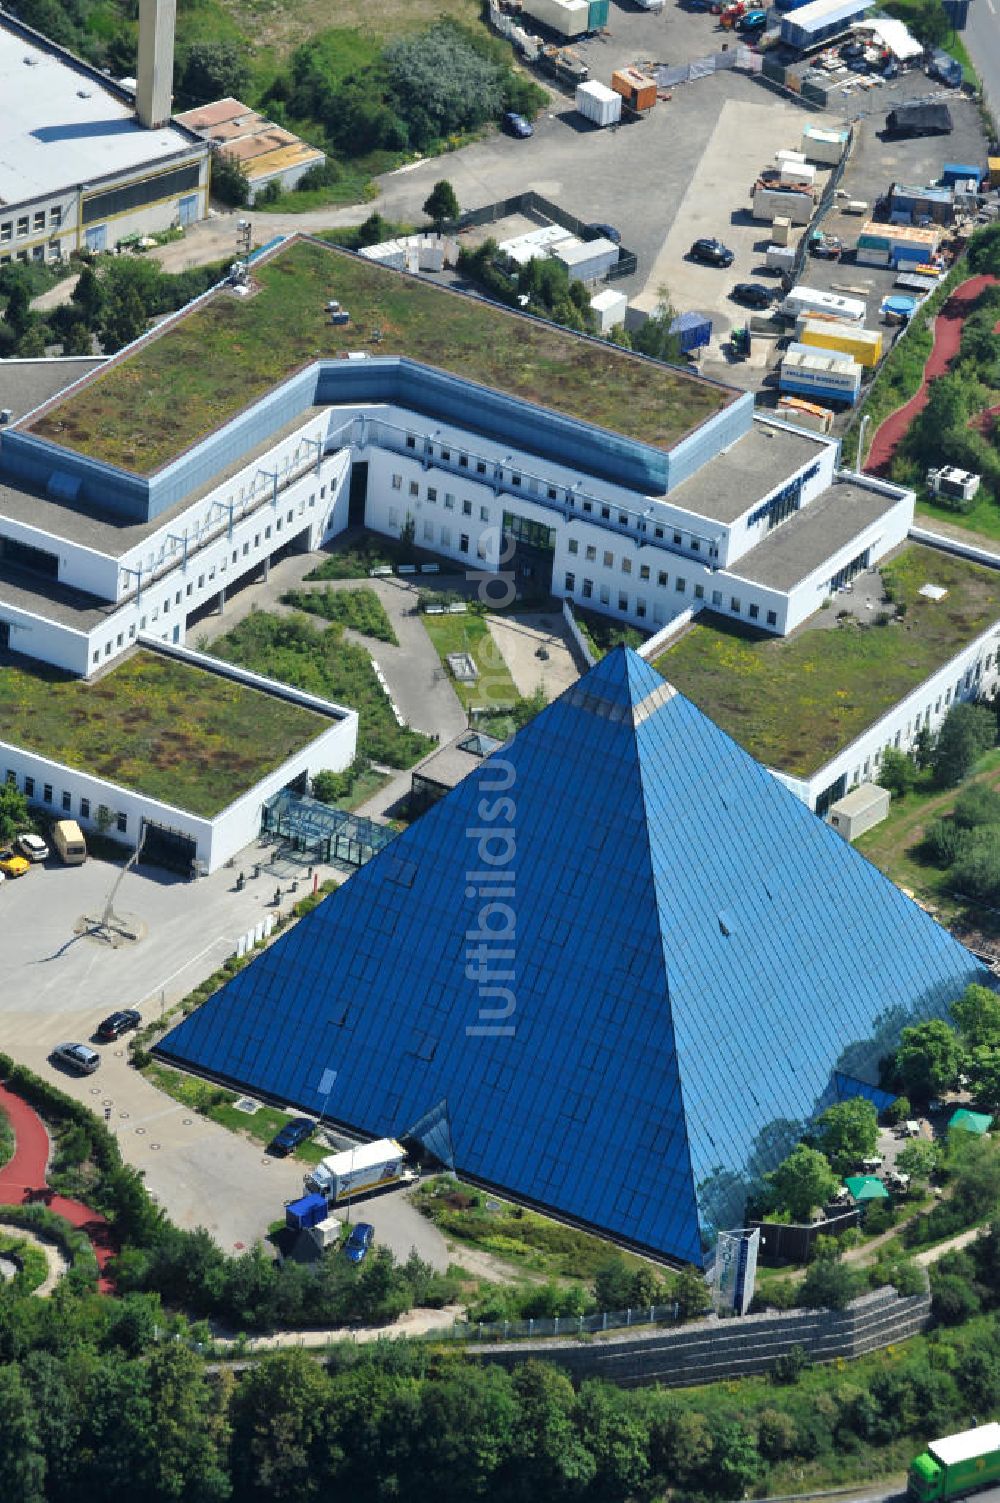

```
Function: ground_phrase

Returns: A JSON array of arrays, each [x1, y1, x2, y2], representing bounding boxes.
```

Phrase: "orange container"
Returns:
[[611, 67, 657, 112]]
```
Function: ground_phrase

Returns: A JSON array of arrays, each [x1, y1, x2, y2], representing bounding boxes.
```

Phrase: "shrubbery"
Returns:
[[281, 586, 399, 643]]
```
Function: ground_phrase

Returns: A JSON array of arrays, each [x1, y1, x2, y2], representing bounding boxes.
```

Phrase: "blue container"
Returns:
[[286, 1193, 327, 1230], [941, 162, 984, 186], [669, 311, 712, 354]]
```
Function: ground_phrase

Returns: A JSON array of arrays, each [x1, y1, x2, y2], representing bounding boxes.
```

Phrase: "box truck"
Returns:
[[908, 1423, 1000, 1501], [304, 1137, 412, 1203]]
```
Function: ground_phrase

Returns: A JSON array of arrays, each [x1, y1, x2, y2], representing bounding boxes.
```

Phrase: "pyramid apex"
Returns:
[[563, 644, 676, 726]]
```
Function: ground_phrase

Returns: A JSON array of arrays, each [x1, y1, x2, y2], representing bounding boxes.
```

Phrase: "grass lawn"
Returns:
[[917, 491, 1000, 547], [0, 649, 328, 818], [144, 1062, 329, 1163], [30, 239, 730, 475], [0, 1231, 49, 1295], [281, 586, 398, 644], [421, 612, 519, 710], [654, 544, 1000, 778], [855, 747, 1000, 915]]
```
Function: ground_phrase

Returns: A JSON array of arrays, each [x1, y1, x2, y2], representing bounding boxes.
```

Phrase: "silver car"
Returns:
[[51, 1042, 100, 1075], [16, 833, 49, 863]]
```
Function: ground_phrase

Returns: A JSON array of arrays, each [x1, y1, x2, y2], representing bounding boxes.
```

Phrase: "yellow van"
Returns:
[[51, 819, 87, 865]]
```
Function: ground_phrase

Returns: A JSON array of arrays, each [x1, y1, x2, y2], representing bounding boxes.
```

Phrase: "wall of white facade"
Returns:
[[2, 603, 91, 675], [774, 622, 1000, 810], [720, 434, 838, 569], [0, 646, 357, 872]]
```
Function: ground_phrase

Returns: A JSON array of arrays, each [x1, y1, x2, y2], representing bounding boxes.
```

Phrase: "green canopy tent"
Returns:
[[844, 1174, 890, 1205], [948, 1107, 993, 1136]]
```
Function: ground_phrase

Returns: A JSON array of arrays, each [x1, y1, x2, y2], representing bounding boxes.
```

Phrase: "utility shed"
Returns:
[[827, 783, 890, 841]]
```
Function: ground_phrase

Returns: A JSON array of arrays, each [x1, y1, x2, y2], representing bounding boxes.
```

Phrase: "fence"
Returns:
[[445, 191, 638, 284], [562, 599, 597, 668], [637, 606, 701, 661], [435, 1299, 685, 1344], [783, 122, 856, 292]]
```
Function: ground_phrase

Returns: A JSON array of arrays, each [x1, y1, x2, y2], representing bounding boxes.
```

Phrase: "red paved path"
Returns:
[[864, 274, 998, 476], [0, 1082, 116, 1292]]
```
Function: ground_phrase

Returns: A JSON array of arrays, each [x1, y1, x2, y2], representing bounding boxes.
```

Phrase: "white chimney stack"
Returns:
[[136, 0, 176, 128]]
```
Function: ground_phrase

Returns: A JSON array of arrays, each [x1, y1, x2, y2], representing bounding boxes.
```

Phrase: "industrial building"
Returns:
[[157, 647, 987, 1264], [0, 4, 209, 262], [174, 98, 326, 204]]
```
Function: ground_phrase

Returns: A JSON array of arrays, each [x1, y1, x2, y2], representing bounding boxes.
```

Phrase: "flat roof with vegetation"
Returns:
[[27, 237, 732, 475], [0, 649, 329, 817], [654, 544, 1000, 778]]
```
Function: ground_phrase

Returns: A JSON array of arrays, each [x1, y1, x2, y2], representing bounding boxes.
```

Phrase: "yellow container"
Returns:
[[989, 158, 1000, 189], [798, 319, 882, 369]]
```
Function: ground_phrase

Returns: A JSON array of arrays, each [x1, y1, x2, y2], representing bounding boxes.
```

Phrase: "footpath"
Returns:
[[0, 1082, 116, 1293]]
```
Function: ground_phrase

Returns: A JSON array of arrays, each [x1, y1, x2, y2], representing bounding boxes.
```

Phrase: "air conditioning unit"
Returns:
[[927, 465, 980, 502]]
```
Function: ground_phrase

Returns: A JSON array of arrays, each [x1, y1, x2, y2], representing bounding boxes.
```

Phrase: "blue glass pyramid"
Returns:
[[158, 648, 986, 1264]]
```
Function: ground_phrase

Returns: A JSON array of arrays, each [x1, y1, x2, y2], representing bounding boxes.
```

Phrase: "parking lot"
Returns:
[[0, 851, 447, 1264]]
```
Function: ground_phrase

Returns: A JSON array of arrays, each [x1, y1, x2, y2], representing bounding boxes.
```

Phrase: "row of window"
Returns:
[[4, 771, 127, 833], [0, 241, 62, 268], [391, 475, 491, 523], [848, 656, 996, 785], [0, 205, 62, 244], [93, 499, 317, 667], [563, 571, 779, 627], [387, 510, 487, 559]]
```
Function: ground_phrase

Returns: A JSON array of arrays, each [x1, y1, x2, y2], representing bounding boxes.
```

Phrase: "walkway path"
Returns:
[[865, 274, 997, 475], [0, 1084, 116, 1293], [0, 1217, 70, 1296]]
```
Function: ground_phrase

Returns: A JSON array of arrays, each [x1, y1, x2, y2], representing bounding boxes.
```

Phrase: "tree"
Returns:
[[0, 1364, 46, 1503], [951, 983, 1000, 1049], [757, 1407, 799, 1459], [575, 1381, 651, 1501], [632, 286, 681, 364], [705, 1420, 763, 1496], [179, 41, 251, 107], [766, 1144, 839, 1221], [953, 785, 1000, 830], [423, 179, 460, 229], [952, 825, 1000, 903], [210, 150, 250, 208], [230, 1349, 334, 1502], [886, 1095, 912, 1126], [2, 278, 31, 338], [61, 319, 94, 355], [415, 1364, 519, 1499], [511, 1362, 596, 1498], [895, 1019, 963, 1101], [100, 282, 148, 353], [72, 263, 104, 326], [672, 1266, 712, 1320], [144, 1343, 231, 1503], [383, 22, 505, 150], [878, 748, 917, 798], [815, 1098, 879, 1175], [895, 1140, 939, 1182], [16, 322, 47, 357], [911, 0, 952, 46], [967, 1045, 1000, 1110], [798, 1256, 859, 1310], [931, 1271, 981, 1324], [0, 782, 29, 842], [932, 702, 997, 788]]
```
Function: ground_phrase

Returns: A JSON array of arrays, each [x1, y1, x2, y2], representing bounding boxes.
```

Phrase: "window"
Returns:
[[50, 206, 62, 229], [673, 531, 682, 545], [694, 584, 704, 600], [601, 505, 610, 520], [444, 494, 455, 510], [16, 217, 28, 237], [712, 590, 722, 607], [186, 583, 193, 597], [0, 223, 10, 243], [639, 565, 650, 581], [174, 592, 181, 605], [582, 578, 593, 599], [564, 572, 576, 591], [423, 521, 434, 542], [459, 534, 470, 553], [658, 571, 667, 588], [427, 487, 437, 503], [24, 777, 34, 797], [320, 485, 326, 500], [80, 797, 90, 819], [568, 539, 579, 555], [618, 593, 628, 612], [116, 812, 127, 834], [477, 460, 487, 476], [603, 551, 613, 568], [117, 632, 124, 647], [33, 211, 45, 232], [459, 454, 469, 469], [405, 435, 416, 449], [286, 510, 293, 522], [441, 448, 450, 462], [691, 539, 700, 553], [387, 507, 399, 528], [462, 499, 472, 516], [654, 526, 664, 540], [4, 771, 14, 785], [749, 603, 759, 620], [582, 500, 592, 514], [31, 244, 44, 262], [408, 481, 419, 497], [547, 486, 558, 501], [600, 585, 610, 605], [675, 578, 686, 594], [636, 598, 647, 618], [242, 543, 249, 556], [618, 512, 628, 526], [621, 558, 632, 576], [512, 472, 521, 486], [440, 526, 451, 547], [585, 545, 596, 562], [61, 791, 71, 812], [48, 240, 61, 261], [391, 474, 402, 490], [43, 783, 53, 804], [730, 597, 741, 613], [480, 505, 489, 523]]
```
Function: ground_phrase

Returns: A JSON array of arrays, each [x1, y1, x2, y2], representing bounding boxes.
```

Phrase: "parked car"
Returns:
[[16, 832, 49, 862], [343, 1222, 375, 1264], [95, 1009, 141, 1042], [809, 233, 843, 260], [927, 49, 962, 88], [690, 237, 734, 267], [735, 8, 766, 31], [731, 282, 773, 308], [0, 849, 31, 878], [586, 221, 622, 245], [51, 1042, 100, 1075], [840, 39, 865, 61], [268, 1117, 317, 1157], [501, 111, 534, 139]]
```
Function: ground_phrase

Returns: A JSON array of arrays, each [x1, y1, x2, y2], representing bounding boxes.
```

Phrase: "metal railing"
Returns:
[[422, 1300, 687, 1343]]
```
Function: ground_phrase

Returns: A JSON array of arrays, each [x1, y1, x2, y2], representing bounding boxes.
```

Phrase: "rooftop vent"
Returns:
[[329, 309, 350, 326], [23, 54, 39, 65], [77, 89, 92, 98]]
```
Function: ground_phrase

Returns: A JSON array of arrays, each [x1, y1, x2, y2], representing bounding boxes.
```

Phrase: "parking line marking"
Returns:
[[133, 936, 232, 1011]]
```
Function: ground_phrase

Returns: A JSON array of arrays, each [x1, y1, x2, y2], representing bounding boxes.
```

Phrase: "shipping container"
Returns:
[[779, 347, 862, 403], [781, 0, 875, 50], [776, 149, 808, 168], [941, 162, 984, 187], [801, 124, 848, 164], [285, 1193, 328, 1231], [786, 338, 857, 365], [753, 186, 813, 224], [771, 216, 792, 247], [779, 285, 866, 323], [776, 396, 836, 433], [575, 79, 622, 126], [590, 286, 628, 332], [855, 245, 892, 268], [523, 0, 590, 35], [588, 0, 611, 26], [611, 67, 658, 112], [669, 311, 713, 353], [766, 243, 796, 271], [990, 158, 1000, 189], [797, 318, 882, 367], [553, 235, 619, 282]]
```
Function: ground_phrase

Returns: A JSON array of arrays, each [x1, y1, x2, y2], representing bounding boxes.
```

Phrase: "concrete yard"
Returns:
[[485, 610, 583, 701]]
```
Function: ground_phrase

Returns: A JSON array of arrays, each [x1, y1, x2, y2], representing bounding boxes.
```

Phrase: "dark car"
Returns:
[[268, 1117, 317, 1157], [731, 282, 773, 308], [501, 110, 534, 139], [343, 1222, 375, 1264], [927, 49, 962, 88], [95, 1009, 141, 1042], [586, 221, 622, 245], [840, 39, 865, 62], [690, 237, 734, 268]]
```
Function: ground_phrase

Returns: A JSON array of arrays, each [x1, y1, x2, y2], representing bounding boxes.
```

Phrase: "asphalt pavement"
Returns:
[[964, 0, 1000, 132]]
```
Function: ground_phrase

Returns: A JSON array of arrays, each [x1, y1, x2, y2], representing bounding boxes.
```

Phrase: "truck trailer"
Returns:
[[909, 1423, 1000, 1502], [305, 1137, 410, 1203]]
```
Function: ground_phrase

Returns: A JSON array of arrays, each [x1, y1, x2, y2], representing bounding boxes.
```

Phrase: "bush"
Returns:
[[923, 818, 969, 868], [931, 1271, 981, 1324], [954, 784, 1000, 829], [281, 586, 398, 644], [798, 1258, 860, 1310]]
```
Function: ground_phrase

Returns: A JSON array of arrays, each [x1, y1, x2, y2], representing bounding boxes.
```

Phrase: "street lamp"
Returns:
[[856, 413, 871, 474]]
